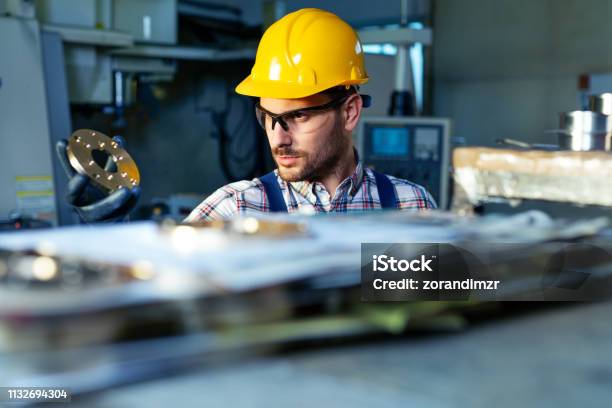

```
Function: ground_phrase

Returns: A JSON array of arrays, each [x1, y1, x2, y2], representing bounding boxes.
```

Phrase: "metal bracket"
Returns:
[[66, 129, 140, 192]]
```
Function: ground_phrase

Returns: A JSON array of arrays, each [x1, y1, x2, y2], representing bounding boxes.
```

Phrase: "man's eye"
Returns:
[[291, 111, 310, 121]]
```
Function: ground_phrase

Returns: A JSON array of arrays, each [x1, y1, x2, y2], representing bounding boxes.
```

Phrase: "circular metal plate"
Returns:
[[66, 129, 140, 192]]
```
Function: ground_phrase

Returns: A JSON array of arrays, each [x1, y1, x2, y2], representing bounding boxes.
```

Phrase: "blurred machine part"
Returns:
[[179, 0, 243, 25], [452, 147, 612, 210], [140, 194, 203, 221], [113, 0, 177, 44], [0, 16, 60, 225], [261, 0, 285, 30], [0, 215, 52, 231], [356, 116, 451, 209], [460, 89, 612, 214], [557, 110, 612, 151], [357, 0, 432, 116], [177, 1, 261, 52], [36, 0, 255, 105], [589, 93, 612, 116], [498, 93, 612, 153], [0, 0, 35, 17], [37, 0, 177, 105], [0, 209, 610, 387], [358, 26, 431, 116], [354, 7, 448, 207], [36, 0, 176, 43]]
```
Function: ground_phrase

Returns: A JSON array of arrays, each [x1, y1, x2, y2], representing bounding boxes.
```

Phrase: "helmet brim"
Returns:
[[235, 76, 369, 99]]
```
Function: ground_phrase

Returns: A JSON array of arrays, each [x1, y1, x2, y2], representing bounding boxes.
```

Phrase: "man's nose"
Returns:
[[268, 122, 292, 148]]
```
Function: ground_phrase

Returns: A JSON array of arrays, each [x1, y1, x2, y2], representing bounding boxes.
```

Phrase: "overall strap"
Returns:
[[259, 171, 288, 212], [372, 170, 398, 209]]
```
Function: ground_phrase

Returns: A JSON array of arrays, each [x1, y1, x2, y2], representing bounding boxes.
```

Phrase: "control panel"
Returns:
[[356, 116, 451, 209]]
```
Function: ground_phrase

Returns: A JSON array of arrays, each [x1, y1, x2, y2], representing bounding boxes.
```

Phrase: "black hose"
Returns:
[[217, 98, 266, 181]]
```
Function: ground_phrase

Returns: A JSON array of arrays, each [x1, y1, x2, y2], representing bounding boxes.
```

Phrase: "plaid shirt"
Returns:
[[186, 161, 436, 221]]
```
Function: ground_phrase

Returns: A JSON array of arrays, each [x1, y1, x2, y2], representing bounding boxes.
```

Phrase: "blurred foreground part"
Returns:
[[453, 147, 612, 211], [0, 209, 612, 402]]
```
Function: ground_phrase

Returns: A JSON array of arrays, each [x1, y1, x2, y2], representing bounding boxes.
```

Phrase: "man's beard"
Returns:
[[272, 116, 349, 183]]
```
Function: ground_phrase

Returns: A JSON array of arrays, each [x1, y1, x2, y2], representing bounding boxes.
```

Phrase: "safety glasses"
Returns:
[[255, 94, 351, 132]]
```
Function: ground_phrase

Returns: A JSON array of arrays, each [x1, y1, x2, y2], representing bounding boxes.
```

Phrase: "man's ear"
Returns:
[[342, 93, 363, 132]]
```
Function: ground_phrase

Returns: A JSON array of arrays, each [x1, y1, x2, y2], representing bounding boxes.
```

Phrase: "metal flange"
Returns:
[[66, 129, 140, 192]]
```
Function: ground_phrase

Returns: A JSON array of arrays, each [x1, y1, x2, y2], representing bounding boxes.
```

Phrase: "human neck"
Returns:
[[318, 147, 356, 196]]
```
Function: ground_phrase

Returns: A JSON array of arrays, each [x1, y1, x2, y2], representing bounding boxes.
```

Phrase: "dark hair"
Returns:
[[320, 85, 359, 99], [320, 85, 372, 111]]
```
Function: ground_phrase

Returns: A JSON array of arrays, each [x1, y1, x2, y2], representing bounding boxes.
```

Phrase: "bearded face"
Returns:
[[272, 112, 349, 182]]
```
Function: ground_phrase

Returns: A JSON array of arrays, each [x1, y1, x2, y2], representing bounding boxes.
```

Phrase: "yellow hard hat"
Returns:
[[235, 8, 369, 99]]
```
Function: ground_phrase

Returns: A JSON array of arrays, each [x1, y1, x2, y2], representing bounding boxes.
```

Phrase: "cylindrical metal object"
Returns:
[[114, 71, 124, 109], [391, 45, 417, 116], [558, 110, 612, 151], [388, 90, 415, 116], [394, 45, 411, 92], [588, 93, 612, 116]]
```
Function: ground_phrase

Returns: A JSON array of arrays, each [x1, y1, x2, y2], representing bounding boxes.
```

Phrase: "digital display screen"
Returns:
[[371, 127, 409, 156], [414, 127, 440, 161]]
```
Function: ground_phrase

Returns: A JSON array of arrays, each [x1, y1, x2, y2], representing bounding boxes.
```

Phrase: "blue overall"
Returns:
[[259, 170, 398, 212]]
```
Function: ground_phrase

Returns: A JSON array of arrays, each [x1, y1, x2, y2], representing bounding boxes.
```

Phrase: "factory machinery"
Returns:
[[1, 0, 446, 225], [2, 0, 167, 226], [3, 111, 612, 400], [2, 202, 612, 396], [4, 1, 612, 403]]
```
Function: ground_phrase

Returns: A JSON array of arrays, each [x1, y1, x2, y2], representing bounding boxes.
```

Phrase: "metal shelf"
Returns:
[[42, 24, 134, 47], [109, 45, 256, 61], [358, 27, 432, 46]]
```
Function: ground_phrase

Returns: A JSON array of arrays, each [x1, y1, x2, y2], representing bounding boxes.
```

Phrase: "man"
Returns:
[[185, 8, 436, 221]]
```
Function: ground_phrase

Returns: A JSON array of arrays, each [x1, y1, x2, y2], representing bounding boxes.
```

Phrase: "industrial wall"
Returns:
[[433, 0, 612, 146]]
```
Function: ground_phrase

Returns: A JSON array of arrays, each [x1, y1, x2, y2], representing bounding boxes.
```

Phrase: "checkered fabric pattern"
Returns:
[[185, 161, 437, 222]]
